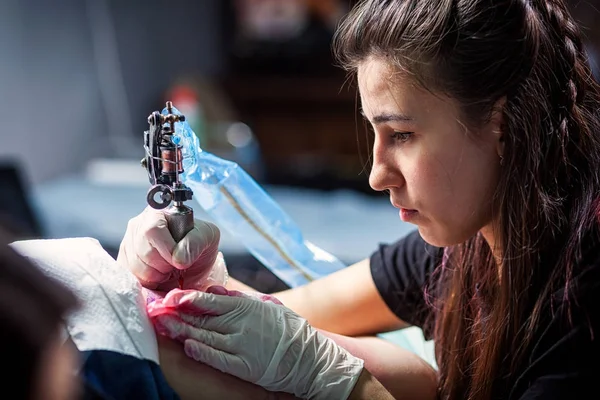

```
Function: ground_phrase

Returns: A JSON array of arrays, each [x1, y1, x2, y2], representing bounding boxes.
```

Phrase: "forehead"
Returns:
[[357, 57, 399, 98], [356, 57, 460, 121]]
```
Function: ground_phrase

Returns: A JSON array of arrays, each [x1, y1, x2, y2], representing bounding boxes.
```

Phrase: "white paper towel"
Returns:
[[10, 237, 159, 364]]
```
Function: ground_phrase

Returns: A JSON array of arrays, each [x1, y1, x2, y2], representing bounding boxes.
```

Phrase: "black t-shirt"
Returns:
[[370, 229, 600, 399]]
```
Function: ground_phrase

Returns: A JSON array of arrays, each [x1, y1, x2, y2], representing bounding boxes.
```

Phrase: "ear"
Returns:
[[491, 97, 506, 159]]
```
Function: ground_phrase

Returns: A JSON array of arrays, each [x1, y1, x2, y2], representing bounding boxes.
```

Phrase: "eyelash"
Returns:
[[390, 131, 413, 142]]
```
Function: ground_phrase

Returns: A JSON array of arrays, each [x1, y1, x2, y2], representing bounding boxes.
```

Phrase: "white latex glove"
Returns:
[[153, 288, 364, 400], [117, 206, 224, 291]]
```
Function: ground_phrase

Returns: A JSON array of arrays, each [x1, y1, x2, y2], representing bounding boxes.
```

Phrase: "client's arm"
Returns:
[[319, 331, 437, 400], [157, 334, 300, 400], [226, 261, 438, 400]]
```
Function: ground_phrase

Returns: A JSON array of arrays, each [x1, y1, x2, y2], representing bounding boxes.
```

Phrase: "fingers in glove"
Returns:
[[136, 244, 178, 276], [118, 243, 169, 289], [177, 311, 237, 335], [183, 339, 248, 376], [156, 314, 237, 352], [162, 291, 242, 315], [133, 255, 171, 286], [206, 285, 228, 295], [205, 286, 251, 300], [205, 285, 284, 306], [172, 220, 221, 269], [142, 207, 177, 265], [154, 314, 189, 340]]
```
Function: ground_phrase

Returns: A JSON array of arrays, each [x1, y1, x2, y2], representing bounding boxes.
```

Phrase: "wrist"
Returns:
[[305, 332, 365, 400], [347, 369, 395, 400]]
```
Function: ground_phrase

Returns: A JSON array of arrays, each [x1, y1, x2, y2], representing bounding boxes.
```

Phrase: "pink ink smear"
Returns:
[[146, 285, 284, 339], [146, 288, 217, 319]]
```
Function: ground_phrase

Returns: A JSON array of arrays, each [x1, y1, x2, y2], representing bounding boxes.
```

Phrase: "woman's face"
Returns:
[[358, 57, 503, 247]]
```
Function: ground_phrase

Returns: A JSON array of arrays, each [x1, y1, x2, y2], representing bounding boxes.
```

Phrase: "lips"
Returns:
[[391, 200, 416, 212], [390, 198, 419, 222], [399, 207, 417, 212], [399, 208, 418, 222]]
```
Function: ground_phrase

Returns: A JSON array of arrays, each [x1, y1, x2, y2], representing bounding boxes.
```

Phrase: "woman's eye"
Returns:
[[390, 131, 413, 142]]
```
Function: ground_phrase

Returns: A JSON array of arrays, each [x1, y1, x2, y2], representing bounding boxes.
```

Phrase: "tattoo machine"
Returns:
[[142, 101, 193, 289], [141, 102, 347, 289]]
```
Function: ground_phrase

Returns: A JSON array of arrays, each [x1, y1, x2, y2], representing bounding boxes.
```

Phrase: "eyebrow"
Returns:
[[360, 109, 413, 124]]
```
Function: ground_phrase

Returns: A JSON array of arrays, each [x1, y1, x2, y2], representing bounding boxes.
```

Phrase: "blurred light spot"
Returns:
[[226, 122, 253, 148]]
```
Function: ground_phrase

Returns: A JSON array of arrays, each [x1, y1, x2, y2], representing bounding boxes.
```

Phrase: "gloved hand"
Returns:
[[152, 287, 364, 400], [117, 206, 224, 292]]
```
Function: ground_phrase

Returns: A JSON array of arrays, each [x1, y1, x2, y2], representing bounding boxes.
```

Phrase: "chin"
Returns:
[[417, 226, 467, 248]]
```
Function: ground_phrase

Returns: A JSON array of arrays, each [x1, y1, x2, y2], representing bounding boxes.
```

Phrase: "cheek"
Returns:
[[410, 143, 498, 218], [442, 152, 499, 225], [404, 151, 452, 204], [457, 142, 500, 201]]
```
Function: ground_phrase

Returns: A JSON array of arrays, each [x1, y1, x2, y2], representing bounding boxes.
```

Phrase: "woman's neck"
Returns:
[[480, 224, 503, 279]]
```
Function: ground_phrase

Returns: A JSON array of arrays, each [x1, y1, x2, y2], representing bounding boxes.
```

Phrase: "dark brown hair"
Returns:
[[333, 0, 600, 399], [0, 231, 79, 399]]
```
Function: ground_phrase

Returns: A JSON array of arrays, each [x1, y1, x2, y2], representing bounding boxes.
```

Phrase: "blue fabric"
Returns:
[[79, 350, 179, 400]]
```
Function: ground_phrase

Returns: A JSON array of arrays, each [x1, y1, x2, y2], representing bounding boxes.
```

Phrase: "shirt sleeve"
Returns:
[[369, 229, 443, 338]]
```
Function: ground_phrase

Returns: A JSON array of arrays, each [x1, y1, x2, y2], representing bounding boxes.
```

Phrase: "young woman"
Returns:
[[119, 0, 600, 398]]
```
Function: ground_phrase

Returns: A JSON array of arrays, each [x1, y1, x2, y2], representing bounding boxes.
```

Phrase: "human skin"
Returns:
[[122, 52, 507, 400], [318, 330, 438, 400], [216, 54, 505, 399], [157, 323, 437, 400], [33, 333, 81, 400], [358, 56, 504, 250], [228, 262, 439, 400]]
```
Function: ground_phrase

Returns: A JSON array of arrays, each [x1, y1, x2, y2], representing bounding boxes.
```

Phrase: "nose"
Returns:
[[369, 137, 404, 192]]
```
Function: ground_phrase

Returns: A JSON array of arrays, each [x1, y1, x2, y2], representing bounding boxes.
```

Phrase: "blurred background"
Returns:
[[1, 0, 599, 294]]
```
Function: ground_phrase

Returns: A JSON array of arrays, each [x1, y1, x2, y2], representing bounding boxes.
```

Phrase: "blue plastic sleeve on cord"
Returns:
[[164, 106, 346, 288]]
